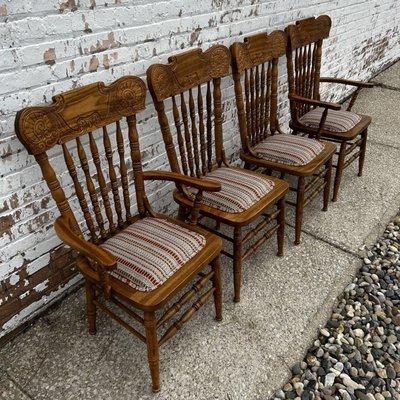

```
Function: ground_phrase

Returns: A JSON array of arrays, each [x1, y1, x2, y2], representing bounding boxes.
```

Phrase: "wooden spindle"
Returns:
[[76, 137, 106, 239], [213, 78, 224, 166], [62, 143, 98, 242], [103, 126, 123, 229], [259, 62, 266, 138], [197, 85, 207, 175], [206, 81, 213, 172], [249, 67, 256, 145], [89, 132, 114, 233], [314, 40, 323, 101], [255, 65, 260, 142], [265, 61, 272, 135], [116, 120, 131, 220], [270, 59, 278, 134], [127, 115, 146, 216], [172, 96, 189, 175], [188, 88, 201, 177], [180, 92, 195, 176], [244, 69, 252, 145]]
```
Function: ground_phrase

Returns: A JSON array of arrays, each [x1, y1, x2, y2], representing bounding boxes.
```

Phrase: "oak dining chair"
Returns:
[[147, 45, 289, 303], [231, 30, 336, 244], [15, 76, 224, 393], [285, 15, 373, 201]]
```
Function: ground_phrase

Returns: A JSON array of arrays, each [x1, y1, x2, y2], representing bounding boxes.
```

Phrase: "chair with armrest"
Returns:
[[285, 15, 373, 201], [147, 45, 288, 303], [15, 76, 224, 393]]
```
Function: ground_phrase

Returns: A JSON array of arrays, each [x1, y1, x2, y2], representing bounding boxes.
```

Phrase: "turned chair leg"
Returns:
[[358, 129, 368, 177], [233, 226, 242, 303], [294, 176, 305, 245], [323, 157, 333, 211], [211, 256, 223, 321], [277, 197, 285, 256], [177, 205, 187, 221], [332, 140, 347, 202], [144, 311, 160, 393], [85, 280, 97, 335]]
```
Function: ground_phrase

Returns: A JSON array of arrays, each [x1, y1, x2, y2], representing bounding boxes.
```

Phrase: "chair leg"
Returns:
[[211, 255, 223, 322], [323, 157, 333, 211], [358, 129, 368, 177], [144, 311, 160, 393], [233, 226, 242, 303], [85, 280, 97, 335], [177, 205, 187, 221], [277, 197, 285, 256], [333, 140, 347, 202], [294, 176, 305, 245]]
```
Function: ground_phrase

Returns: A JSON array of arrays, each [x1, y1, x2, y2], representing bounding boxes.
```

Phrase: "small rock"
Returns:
[[324, 372, 336, 387]]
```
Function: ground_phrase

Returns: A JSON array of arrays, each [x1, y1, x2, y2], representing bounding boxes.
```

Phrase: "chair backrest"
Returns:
[[146, 45, 231, 178], [15, 77, 147, 244], [285, 15, 332, 119], [231, 30, 287, 152]]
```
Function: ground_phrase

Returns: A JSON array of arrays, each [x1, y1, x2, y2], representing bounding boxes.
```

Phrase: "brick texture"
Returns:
[[0, 0, 399, 340]]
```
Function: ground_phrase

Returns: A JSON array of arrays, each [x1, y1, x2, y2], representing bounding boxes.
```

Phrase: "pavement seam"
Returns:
[[285, 222, 360, 258], [367, 138, 400, 150], [4, 371, 36, 400], [371, 81, 400, 92]]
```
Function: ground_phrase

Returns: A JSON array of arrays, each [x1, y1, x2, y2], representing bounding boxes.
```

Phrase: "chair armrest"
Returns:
[[54, 216, 116, 269], [289, 94, 341, 110], [142, 170, 221, 192], [320, 77, 373, 88]]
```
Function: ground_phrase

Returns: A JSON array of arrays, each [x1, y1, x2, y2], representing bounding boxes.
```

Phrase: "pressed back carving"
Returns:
[[147, 45, 231, 177], [15, 77, 147, 243], [285, 15, 332, 119], [231, 31, 286, 151]]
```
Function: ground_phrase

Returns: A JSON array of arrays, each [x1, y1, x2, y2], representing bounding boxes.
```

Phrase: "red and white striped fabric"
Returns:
[[253, 134, 324, 166], [100, 218, 206, 292], [299, 107, 362, 132], [197, 167, 275, 214]]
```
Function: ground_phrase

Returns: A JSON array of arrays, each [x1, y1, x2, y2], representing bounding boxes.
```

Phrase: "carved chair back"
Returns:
[[231, 30, 287, 153], [285, 15, 332, 120], [146, 45, 231, 179], [15, 77, 147, 245]]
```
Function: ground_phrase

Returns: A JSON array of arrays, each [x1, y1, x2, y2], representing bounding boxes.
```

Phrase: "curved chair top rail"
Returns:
[[231, 30, 286, 74], [285, 15, 331, 49], [146, 44, 231, 102], [15, 76, 146, 155]]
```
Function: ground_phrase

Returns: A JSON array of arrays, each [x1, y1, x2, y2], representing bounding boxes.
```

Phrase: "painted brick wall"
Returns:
[[0, 0, 399, 341]]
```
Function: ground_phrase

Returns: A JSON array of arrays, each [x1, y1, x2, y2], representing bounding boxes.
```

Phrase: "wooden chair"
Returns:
[[15, 77, 224, 393], [146, 45, 288, 303], [285, 15, 373, 202], [231, 31, 336, 245]]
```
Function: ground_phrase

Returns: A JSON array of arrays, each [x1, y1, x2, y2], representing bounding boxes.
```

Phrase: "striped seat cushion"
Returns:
[[100, 218, 206, 292], [299, 107, 362, 132], [253, 134, 324, 167], [195, 167, 275, 214]]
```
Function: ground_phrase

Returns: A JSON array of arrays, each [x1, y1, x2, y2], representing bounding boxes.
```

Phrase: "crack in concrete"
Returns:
[[371, 81, 400, 92], [4, 371, 36, 400], [285, 221, 360, 258]]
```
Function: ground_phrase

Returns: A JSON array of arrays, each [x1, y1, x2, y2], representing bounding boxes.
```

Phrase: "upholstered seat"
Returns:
[[101, 218, 206, 292], [252, 134, 325, 166], [194, 167, 275, 214], [299, 107, 362, 133]]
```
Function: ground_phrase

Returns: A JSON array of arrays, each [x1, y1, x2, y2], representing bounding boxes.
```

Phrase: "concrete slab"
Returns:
[[0, 370, 31, 400], [0, 229, 359, 400], [286, 141, 400, 253], [372, 61, 400, 89], [345, 86, 400, 149]]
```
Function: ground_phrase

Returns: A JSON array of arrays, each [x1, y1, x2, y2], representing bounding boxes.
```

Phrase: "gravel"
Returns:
[[272, 213, 400, 399]]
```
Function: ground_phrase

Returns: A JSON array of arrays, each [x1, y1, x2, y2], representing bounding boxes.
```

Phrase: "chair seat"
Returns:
[[252, 134, 325, 166], [299, 107, 362, 133], [194, 167, 275, 214], [101, 217, 206, 292]]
